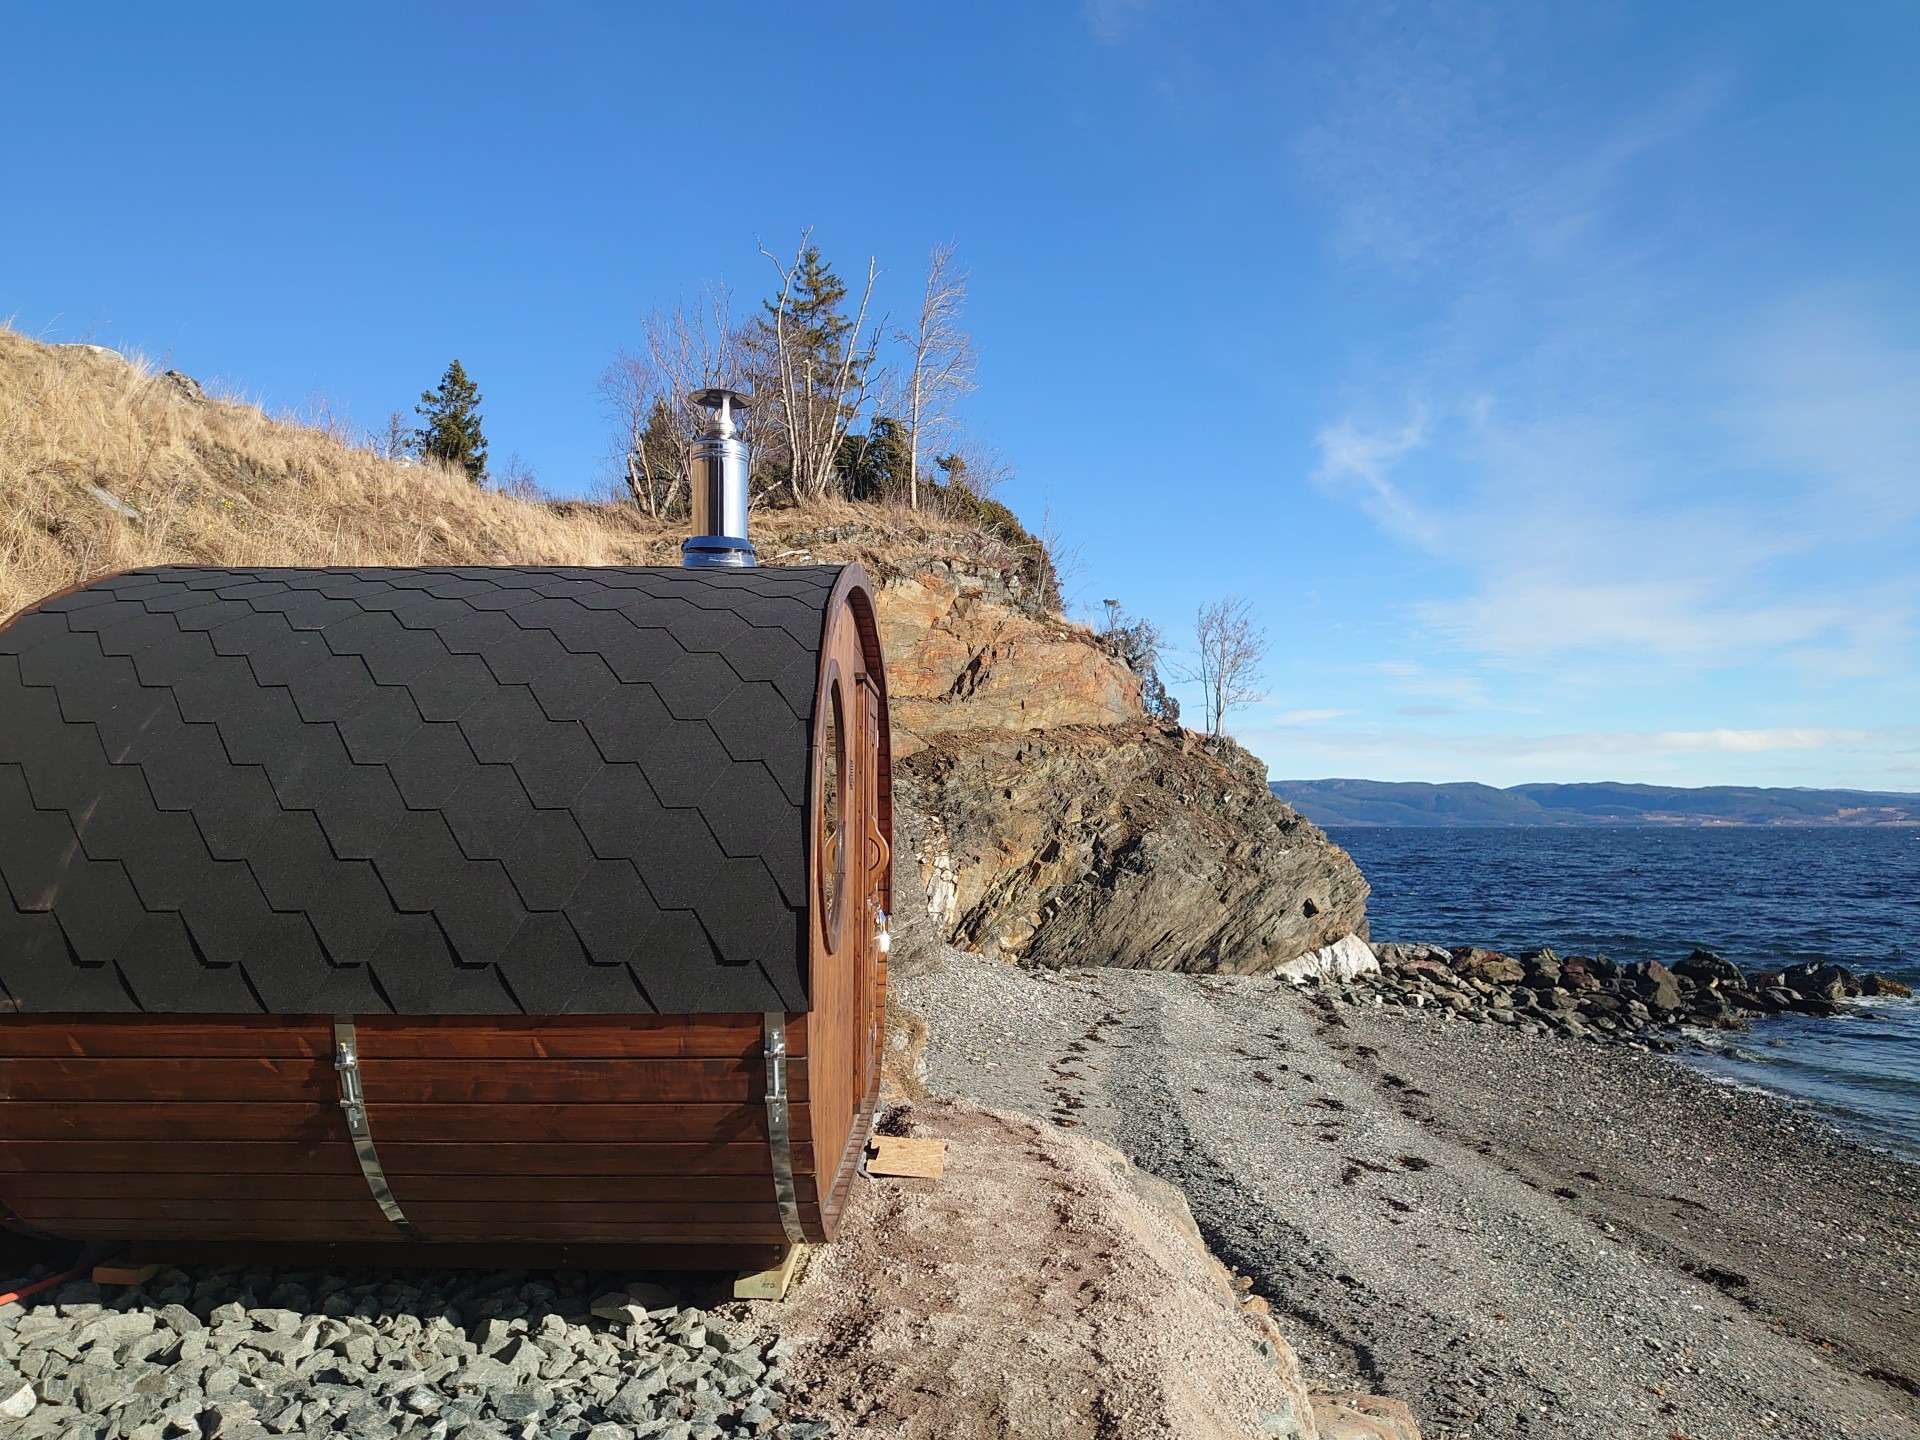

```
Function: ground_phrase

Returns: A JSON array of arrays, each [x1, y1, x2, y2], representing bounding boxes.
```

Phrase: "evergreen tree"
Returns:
[[754, 240, 879, 500], [768, 245, 854, 377], [838, 416, 909, 501], [415, 359, 488, 482]]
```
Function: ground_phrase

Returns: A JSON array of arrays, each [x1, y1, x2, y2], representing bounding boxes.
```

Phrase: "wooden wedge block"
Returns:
[[733, 1244, 805, 1301], [866, 1135, 947, 1179], [93, 1261, 163, 1286]]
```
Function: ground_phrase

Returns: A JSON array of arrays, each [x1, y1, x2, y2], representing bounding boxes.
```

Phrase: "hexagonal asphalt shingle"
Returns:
[[0, 565, 856, 1015]]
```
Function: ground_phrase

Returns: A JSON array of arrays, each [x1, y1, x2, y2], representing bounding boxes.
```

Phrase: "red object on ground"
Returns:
[[0, 1263, 88, 1306]]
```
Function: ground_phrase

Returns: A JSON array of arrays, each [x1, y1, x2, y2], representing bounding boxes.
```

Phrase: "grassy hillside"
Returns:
[[0, 327, 1025, 618]]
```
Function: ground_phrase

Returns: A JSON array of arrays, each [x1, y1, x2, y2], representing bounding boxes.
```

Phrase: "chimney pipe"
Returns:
[[681, 388, 756, 568]]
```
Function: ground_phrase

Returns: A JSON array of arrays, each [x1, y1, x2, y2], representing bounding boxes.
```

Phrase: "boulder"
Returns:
[[1372, 941, 1451, 970], [1272, 934, 1379, 984], [1784, 963, 1858, 1001], [1788, 993, 1842, 1017], [1861, 974, 1914, 998], [1521, 948, 1563, 986], [1557, 960, 1601, 993], [1450, 948, 1525, 984], [1673, 948, 1744, 990], [163, 369, 207, 403], [1625, 960, 1684, 1014]]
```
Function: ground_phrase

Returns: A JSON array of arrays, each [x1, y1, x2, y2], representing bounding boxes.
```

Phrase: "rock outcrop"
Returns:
[[0, 326, 1368, 977], [786, 531, 1372, 976], [870, 557, 1142, 753], [896, 722, 1369, 974]]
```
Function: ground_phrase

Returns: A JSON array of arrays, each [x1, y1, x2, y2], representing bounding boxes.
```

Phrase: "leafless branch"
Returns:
[[1175, 596, 1269, 736], [599, 282, 745, 517], [901, 241, 977, 510]]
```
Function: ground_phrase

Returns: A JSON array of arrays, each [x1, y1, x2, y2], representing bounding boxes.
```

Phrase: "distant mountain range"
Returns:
[[1269, 779, 1920, 827]]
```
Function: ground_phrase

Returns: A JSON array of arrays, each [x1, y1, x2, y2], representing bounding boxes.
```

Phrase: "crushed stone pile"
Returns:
[[0, 1268, 826, 1440]]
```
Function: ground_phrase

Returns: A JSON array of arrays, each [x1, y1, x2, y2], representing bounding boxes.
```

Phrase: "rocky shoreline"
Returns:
[[1339, 939, 1912, 1047]]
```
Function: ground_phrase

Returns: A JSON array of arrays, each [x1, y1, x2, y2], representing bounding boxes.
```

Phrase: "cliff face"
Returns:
[[870, 559, 1141, 753], [837, 545, 1370, 974], [901, 723, 1369, 972]]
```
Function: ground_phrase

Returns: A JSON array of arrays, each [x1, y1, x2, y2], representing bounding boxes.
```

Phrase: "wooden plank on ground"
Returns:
[[866, 1135, 946, 1179], [734, 1244, 805, 1300], [92, 1261, 163, 1285]]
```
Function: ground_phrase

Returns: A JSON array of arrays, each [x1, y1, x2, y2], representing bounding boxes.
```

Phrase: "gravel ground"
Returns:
[[0, 1266, 827, 1440], [901, 948, 1920, 1440]]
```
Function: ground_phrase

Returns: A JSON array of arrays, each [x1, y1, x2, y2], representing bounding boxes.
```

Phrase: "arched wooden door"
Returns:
[[855, 669, 889, 1104], [802, 573, 891, 1240]]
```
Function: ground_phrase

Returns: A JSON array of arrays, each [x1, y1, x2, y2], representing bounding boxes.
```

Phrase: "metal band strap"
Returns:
[[332, 1017, 422, 1240], [762, 1013, 808, 1246]]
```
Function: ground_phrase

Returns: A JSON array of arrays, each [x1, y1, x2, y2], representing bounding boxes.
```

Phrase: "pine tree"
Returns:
[[769, 245, 854, 375], [839, 416, 909, 501], [415, 359, 488, 482], [754, 238, 880, 500]]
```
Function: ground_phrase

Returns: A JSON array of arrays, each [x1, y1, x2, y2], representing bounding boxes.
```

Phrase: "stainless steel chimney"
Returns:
[[682, 387, 756, 568]]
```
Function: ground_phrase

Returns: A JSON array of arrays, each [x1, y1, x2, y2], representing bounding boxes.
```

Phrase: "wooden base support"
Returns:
[[93, 1260, 163, 1286], [866, 1135, 946, 1179], [130, 1241, 788, 1272], [733, 1244, 805, 1301]]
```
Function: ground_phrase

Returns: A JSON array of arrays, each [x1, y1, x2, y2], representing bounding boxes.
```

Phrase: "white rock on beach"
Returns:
[[1270, 933, 1379, 984]]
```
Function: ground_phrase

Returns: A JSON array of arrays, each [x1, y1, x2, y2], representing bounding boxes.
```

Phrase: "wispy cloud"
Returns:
[[1083, 0, 1154, 46], [1311, 412, 1436, 547]]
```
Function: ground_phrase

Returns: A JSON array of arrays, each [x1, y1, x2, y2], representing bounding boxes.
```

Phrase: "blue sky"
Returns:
[[4, 2, 1916, 789]]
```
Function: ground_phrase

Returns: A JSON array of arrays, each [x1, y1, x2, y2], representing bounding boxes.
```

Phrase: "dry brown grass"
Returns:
[[0, 326, 1023, 619]]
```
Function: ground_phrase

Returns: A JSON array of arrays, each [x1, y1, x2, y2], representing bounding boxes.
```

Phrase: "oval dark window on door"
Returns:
[[819, 678, 845, 949]]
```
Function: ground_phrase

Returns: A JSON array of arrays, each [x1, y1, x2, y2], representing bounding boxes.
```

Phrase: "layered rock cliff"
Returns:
[[901, 723, 1370, 972], [802, 531, 1371, 975]]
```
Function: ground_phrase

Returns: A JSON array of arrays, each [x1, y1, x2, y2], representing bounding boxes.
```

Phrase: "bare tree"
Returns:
[[933, 439, 1011, 501], [600, 284, 747, 517], [371, 410, 413, 462], [899, 242, 977, 510], [1178, 596, 1268, 736], [599, 345, 678, 517], [756, 230, 883, 503]]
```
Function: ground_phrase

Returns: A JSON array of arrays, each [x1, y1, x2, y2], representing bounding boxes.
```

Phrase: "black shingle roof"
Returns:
[[0, 565, 846, 1016]]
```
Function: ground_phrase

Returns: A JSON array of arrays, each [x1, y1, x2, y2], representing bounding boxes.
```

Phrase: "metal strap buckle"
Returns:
[[762, 1013, 807, 1245], [332, 1017, 422, 1240]]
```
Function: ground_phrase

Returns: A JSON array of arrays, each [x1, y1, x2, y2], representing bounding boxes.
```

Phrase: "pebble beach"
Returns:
[[901, 946, 1920, 1440]]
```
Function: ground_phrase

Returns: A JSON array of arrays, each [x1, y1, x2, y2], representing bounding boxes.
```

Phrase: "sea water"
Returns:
[[1329, 826, 1920, 1159]]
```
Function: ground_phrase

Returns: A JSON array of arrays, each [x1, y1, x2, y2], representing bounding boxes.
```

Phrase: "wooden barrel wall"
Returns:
[[0, 564, 890, 1261]]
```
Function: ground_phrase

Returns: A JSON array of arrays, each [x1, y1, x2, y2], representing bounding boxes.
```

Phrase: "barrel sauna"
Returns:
[[0, 561, 890, 1266]]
